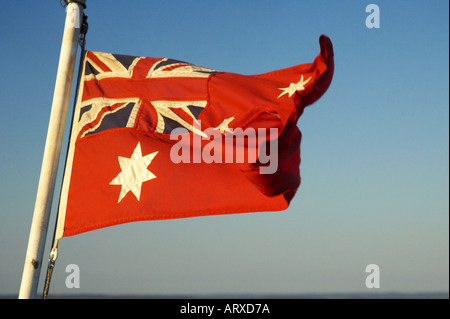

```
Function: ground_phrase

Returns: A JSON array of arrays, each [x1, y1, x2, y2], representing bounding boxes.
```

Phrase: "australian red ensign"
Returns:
[[54, 35, 334, 238]]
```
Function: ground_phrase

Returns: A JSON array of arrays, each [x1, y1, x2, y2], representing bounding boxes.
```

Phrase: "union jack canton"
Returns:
[[76, 51, 218, 142]]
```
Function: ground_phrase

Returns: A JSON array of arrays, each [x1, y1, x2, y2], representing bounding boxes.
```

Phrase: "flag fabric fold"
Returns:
[[55, 35, 334, 239]]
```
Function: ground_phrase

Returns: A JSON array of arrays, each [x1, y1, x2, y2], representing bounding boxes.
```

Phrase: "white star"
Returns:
[[277, 75, 311, 99], [215, 116, 235, 135], [110, 142, 158, 203]]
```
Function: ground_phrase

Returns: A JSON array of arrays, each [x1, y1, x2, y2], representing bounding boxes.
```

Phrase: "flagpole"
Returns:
[[19, 0, 87, 299]]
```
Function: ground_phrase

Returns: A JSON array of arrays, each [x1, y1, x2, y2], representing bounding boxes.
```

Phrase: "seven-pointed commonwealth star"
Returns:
[[277, 75, 311, 99], [110, 142, 158, 203]]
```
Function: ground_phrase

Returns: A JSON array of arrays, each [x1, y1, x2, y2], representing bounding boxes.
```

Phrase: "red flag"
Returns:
[[55, 35, 334, 238]]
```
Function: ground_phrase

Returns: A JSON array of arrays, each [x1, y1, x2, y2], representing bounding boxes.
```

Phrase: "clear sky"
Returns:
[[0, 1, 448, 297]]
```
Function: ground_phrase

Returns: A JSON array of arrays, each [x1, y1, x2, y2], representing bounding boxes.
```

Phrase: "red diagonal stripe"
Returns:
[[87, 51, 112, 72]]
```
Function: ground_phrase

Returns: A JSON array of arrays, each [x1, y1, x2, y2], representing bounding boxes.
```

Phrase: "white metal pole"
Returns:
[[19, 0, 86, 299]]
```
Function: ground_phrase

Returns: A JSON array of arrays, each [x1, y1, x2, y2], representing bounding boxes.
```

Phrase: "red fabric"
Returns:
[[60, 35, 334, 237]]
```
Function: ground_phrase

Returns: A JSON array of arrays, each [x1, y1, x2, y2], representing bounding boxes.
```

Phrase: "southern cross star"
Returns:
[[277, 75, 311, 99], [110, 142, 158, 203], [215, 116, 235, 135]]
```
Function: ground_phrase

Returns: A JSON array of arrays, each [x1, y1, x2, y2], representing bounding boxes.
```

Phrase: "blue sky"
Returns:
[[0, 1, 448, 296]]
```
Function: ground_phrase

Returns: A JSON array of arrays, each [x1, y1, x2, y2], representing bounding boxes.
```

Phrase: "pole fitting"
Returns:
[[68, 0, 87, 9]]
